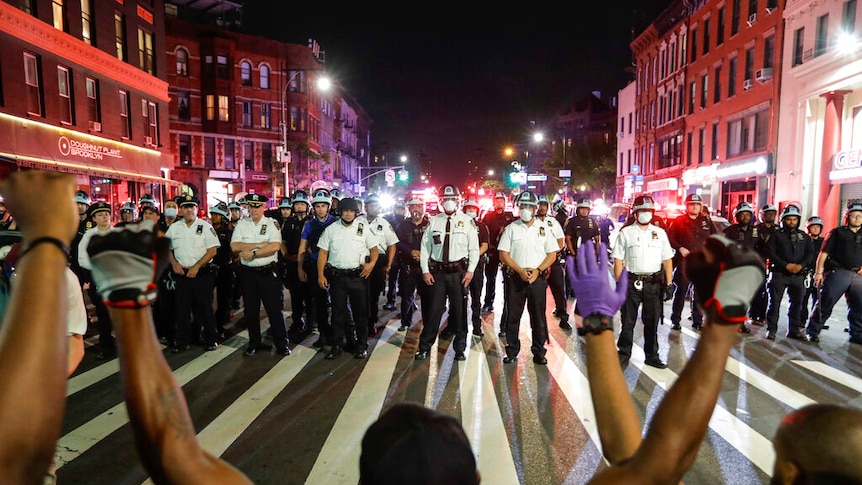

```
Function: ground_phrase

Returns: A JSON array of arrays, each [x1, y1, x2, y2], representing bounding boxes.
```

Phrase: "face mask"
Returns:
[[465, 210, 478, 219], [242, 209, 249, 218], [637, 212, 652, 224], [165, 207, 178, 218], [519, 208, 533, 222], [442, 200, 457, 213]]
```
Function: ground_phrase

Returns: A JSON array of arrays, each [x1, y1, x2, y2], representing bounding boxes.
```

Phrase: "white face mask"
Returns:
[[519, 207, 534, 222], [637, 212, 652, 225], [441, 200, 457, 213], [242, 208, 249, 218], [164, 207, 178, 218], [465, 209, 478, 219]]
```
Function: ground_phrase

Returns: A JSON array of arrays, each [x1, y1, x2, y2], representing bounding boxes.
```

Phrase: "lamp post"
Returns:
[[280, 69, 329, 198]]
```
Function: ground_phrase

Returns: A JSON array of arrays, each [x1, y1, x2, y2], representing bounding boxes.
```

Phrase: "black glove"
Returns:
[[684, 234, 765, 323], [663, 283, 675, 301], [86, 220, 170, 307]]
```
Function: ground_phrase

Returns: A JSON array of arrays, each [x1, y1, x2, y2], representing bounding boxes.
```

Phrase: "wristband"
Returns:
[[21, 237, 70, 259], [582, 313, 614, 335]]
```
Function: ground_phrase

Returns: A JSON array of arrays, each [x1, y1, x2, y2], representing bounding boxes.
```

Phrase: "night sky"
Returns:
[[240, 1, 673, 176]]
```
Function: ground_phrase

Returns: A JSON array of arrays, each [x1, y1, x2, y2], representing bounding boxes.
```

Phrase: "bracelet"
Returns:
[[20, 237, 70, 259]]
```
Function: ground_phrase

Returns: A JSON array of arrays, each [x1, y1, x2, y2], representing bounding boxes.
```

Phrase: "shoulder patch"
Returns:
[[210, 227, 217, 237]]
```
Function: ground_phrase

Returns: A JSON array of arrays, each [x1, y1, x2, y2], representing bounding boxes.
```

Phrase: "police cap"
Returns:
[[246, 194, 268, 207], [175, 194, 200, 207]]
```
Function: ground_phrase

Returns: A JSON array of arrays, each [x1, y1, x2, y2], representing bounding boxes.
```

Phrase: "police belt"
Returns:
[[429, 258, 467, 273], [505, 266, 550, 279], [325, 265, 363, 277], [242, 262, 278, 273], [178, 262, 217, 277], [627, 271, 664, 284]]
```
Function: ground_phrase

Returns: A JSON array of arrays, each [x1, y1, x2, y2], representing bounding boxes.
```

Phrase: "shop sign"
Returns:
[[681, 164, 717, 186], [250, 174, 269, 181], [830, 149, 862, 182], [209, 170, 239, 179], [714, 156, 771, 181], [646, 177, 679, 192]]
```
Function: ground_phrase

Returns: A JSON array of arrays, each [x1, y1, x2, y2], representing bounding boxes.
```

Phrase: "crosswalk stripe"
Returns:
[[304, 324, 403, 484], [66, 344, 168, 397], [55, 331, 250, 470], [791, 360, 862, 392]]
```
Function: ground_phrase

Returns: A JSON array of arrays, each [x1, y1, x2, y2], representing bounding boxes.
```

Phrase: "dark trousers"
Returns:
[[468, 260, 486, 328], [800, 275, 818, 324], [284, 261, 312, 329], [400, 264, 431, 327], [230, 262, 243, 307], [749, 276, 769, 321], [386, 259, 402, 305], [503, 275, 548, 358], [766, 272, 806, 333], [329, 272, 369, 350], [86, 285, 114, 353], [483, 253, 501, 308], [618, 280, 661, 360], [548, 260, 567, 319], [367, 258, 388, 330], [807, 268, 862, 339], [305, 258, 331, 339], [154, 271, 177, 343], [420, 270, 468, 353], [174, 270, 217, 347], [670, 265, 703, 326], [241, 266, 288, 351], [214, 264, 233, 331]]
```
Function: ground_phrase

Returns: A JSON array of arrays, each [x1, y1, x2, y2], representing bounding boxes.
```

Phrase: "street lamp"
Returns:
[[281, 70, 330, 197]]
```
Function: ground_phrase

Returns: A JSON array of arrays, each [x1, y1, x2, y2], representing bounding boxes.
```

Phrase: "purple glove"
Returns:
[[566, 240, 628, 317]]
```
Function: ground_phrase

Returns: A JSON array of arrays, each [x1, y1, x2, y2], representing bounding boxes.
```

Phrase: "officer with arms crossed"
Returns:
[[415, 185, 479, 361], [230, 194, 290, 356], [498, 191, 560, 365], [667, 193, 715, 331], [317, 197, 379, 359], [611, 195, 675, 369], [395, 197, 431, 332]]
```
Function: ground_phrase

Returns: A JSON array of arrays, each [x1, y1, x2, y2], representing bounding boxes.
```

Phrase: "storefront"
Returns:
[[830, 149, 862, 214], [681, 164, 717, 211], [644, 177, 679, 207], [714, 155, 773, 219]]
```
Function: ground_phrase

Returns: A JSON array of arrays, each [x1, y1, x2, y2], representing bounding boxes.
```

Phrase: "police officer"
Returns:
[[750, 204, 779, 326], [329, 188, 343, 217], [70, 190, 93, 285], [238, 196, 250, 220], [77, 201, 115, 359], [228, 201, 242, 226], [801, 216, 825, 325], [281, 190, 312, 335], [209, 202, 234, 340], [722, 201, 759, 333], [415, 185, 479, 361], [481, 191, 515, 314], [537, 195, 570, 329], [278, 197, 292, 224], [383, 201, 407, 310], [498, 191, 560, 365], [667, 193, 715, 331], [612, 195, 674, 369], [805, 203, 862, 344], [165, 195, 220, 352], [297, 189, 337, 347], [462, 196, 489, 336], [115, 202, 137, 227], [138, 193, 157, 221], [553, 199, 568, 228], [564, 198, 599, 258], [395, 197, 431, 332], [362, 193, 399, 337], [317, 197, 379, 359], [230, 193, 290, 356], [764, 205, 815, 340]]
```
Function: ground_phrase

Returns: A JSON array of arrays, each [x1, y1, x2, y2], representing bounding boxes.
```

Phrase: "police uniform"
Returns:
[[317, 198, 379, 358], [612, 196, 674, 369], [114, 202, 137, 228], [394, 202, 431, 331], [209, 202, 234, 338], [750, 206, 778, 324], [764, 206, 815, 339], [498, 192, 559, 364], [300, 190, 337, 345], [77, 201, 115, 358], [384, 204, 407, 309], [416, 186, 480, 360], [462, 198, 490, 335], [361, 195, 399, 336], [537, 198, 569, 328], [667, 194, 715, 330], [230, 194, 290, 355], [800, 217, 825, 325], [281, 190, 312, 334], [564, 200, 600, 305], [70, 190, 94, 285], [806, 206, 862, 344], [165, 195, 221, 352], [481, 192, 516, 313]]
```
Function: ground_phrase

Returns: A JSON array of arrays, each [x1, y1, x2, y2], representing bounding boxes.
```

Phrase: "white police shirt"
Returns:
[[165, 216, 220, 268], [611, 223, 674, 274], [317, 219, 377, 269], [420, 211, 480, 273], [538, 215, 565, 249], [497, 218, 559, 268], [230, 216, 281, 267], [360, 215, 399, 255]]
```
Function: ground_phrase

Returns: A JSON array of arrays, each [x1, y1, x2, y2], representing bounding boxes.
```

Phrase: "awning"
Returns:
[[9, 153, 181, 186]]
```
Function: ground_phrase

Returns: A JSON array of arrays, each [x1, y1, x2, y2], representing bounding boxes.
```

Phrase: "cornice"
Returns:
[[785, 0, 826, 25], [0, 2, 169, 102]]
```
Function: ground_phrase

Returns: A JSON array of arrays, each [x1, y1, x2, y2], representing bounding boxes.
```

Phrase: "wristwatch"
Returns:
[[582, 313, 614, 335]]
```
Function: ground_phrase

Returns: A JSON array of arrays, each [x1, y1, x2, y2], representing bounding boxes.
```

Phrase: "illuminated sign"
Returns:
[[833, 149, 862, 170], [58, 136, 122, 161], [714, 156, 771, 181], [682, 164, 717, 185], [646, 177, 679, 192]]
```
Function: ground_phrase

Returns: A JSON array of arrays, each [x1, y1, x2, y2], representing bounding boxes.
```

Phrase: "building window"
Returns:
[[224, 139, 235, 169], [677, 85, 685, 116], [745, 46, 755, 81], [680, 32, 687, 68], [218, 95, 229, 122], [686, 131, 693, 165], [815, 14, 829, 57], [701, 74, 708, 109], [114, 13, 126, 62], [217, 55, 229, 79], [689, 81, 696, 114], [259, 64, 270, 89], [144, 100, 157, 143], [261, 143, 272, 172], [240, 61, 251, 86], [81, 0, 93, 44], [748, 0, 758, 18], [205, 95, 214, 121], [260, 103, 271, 128], [844, 0, 857, 33], [728, 57, 737, 96], [119, 90, 130, 139], [793, 27, 805, 66], [726, 109, 769, 157], [691, 29, 698, 62], [628, 112, 632, 134], [242, 100, 252, 127], [764, 35, 775, 69], [19, 0, 36, 15], [177, 90, 190, 120], [179, 134, 191, 166], [711, 122, 719, 160], [175, 48, 188, 76], [138, 28, 154, 75], [717, 7, 725, 45], [52, 0, 66, 32], [244, 141, 254, 170], [732, 0, 741, 35], [627, 149, 632, 172], [204, 137, 215, 167], [698, 127, 705, 164], [703, 18, 711, 55], [24, 53, 42, 116], [714, 65, 722, 104], [57, 66, 73, 125], [86, 77, 99, 124]]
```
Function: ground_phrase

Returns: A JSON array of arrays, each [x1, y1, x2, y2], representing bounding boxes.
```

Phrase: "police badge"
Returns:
[[539, 226, 546, 237], [196, 224, 203, 235], [260, 224, 267, 235], [357, 222, 364, 236]]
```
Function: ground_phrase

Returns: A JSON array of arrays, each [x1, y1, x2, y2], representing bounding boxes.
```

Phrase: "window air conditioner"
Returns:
[[743, 79, 754, 90], [755, 67, 773, 82], [144, 136, 153, 145], [747, 13, 757, 26], [89, 120, 102, 132]]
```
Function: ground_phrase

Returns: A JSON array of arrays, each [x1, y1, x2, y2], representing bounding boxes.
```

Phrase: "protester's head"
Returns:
[[360, 403, 479, 485], [771, 404, 862, 484]]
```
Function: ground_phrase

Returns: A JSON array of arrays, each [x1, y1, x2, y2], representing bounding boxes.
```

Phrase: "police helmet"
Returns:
[[330, 188, 343, 201], [209, 202, 230, 218], [537, 195, 550, 205], [292, 190, 310, 206], [760, 204, 778, 213], [120, 202, 136, 213], [439, 185, 460, 199], [806, 216, 824, 229], [576, 198, 592, 209], [632, 195, 656, 212], [684, 193, 704, 204], [394, 200, 406, 210], [339, 197, 360, 213], [365, 194, 380, 206], [406, 197, 424, 206], [848, 202, 862, 213], [553, 199, 566, 213], [311, 189, 332, 206], [493, 191, 507, 201], [279, 197, 292, 209], [518, 191, 538, 207], [228, 201, 241, 211], [463, 196, 480, 209], [781, 205, 802, 220], [733, 202, 754, 216], [75, 190, 91, 206], [139, 193, 157, 207]]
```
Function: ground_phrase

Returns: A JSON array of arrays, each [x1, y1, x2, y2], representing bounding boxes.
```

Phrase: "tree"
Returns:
[[541, 138, 617, 199]]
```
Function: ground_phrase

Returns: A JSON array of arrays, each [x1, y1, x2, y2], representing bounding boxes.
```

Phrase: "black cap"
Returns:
[[175, 195, 200, 207], [246, 193, 268, 207], [88, 201, 111, 216], [339, 197, 360, 213]]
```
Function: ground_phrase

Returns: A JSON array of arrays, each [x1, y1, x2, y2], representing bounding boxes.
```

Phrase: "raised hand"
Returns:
[[566, 241, 627, 317]]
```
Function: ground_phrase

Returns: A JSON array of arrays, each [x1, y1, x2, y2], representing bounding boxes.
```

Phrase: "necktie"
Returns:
[[442, 216, 451, 262]]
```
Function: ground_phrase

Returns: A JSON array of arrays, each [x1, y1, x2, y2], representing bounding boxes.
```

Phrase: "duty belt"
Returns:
[[429, 258, 467, 273], [325, 265, 362, 277], [627, 271, 663, 283], [243, 262, 278, 272]]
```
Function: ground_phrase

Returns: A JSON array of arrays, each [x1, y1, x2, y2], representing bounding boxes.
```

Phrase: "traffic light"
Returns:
[[398, 169, 408, 181]]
